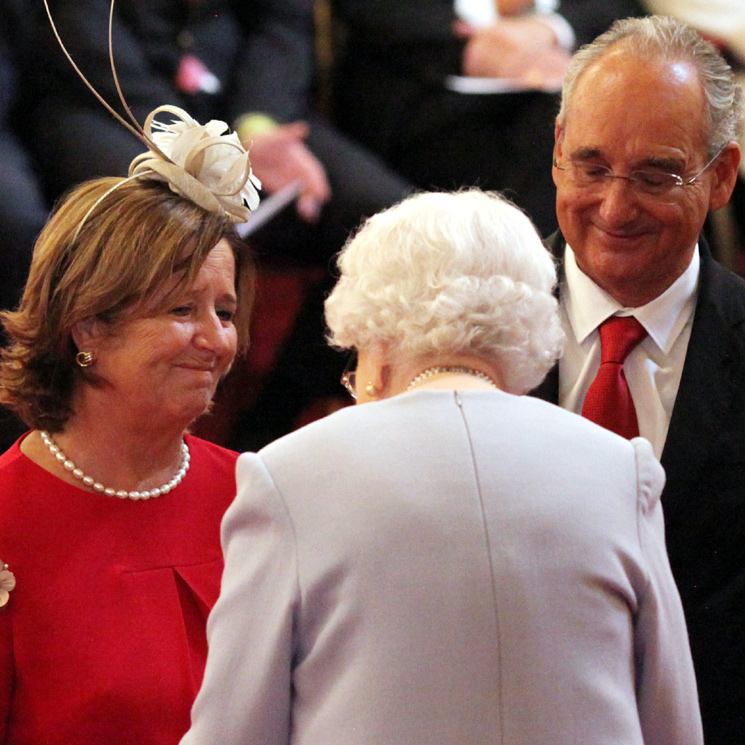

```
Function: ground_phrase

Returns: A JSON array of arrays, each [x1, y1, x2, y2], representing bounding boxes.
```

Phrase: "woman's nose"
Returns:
[[195, 311, 234, 356]]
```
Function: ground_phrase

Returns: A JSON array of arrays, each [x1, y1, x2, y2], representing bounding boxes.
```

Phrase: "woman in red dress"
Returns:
[[0, 97, 259, 743]]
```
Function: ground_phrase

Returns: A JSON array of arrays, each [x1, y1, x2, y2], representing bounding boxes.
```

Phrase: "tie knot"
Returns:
[[598, 316, 647, 364]]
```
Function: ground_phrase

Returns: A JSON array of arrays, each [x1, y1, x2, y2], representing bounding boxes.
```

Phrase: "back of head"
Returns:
[[325, 189, 564, 394], [558, 15, 743, 155], [0, 177, 253, 431]]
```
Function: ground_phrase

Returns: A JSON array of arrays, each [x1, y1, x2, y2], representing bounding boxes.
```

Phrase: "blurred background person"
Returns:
[[0, 106, 257, 742], [27, 0, 410, 451], [180, 190, 701, 745], [330, 0, 648, 238]]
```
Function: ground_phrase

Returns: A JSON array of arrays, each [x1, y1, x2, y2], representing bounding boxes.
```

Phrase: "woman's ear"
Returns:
[[71, 317, 103, 354], [378, 361, 392, 394], [356, 345, 391, 403]]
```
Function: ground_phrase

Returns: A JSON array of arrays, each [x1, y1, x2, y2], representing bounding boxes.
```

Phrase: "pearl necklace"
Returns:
[[406, 366, 499, 391], [40, 430, 190, 500]]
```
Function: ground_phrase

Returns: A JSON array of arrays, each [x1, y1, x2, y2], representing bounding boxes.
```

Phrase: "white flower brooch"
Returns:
[[0, 562, 16, 608]]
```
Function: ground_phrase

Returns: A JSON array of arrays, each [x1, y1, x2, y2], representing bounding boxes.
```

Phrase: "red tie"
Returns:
[[581, 316, 647, 439]]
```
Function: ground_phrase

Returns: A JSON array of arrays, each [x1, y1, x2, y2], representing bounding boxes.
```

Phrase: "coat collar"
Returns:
[[660, 239, 745, 490]]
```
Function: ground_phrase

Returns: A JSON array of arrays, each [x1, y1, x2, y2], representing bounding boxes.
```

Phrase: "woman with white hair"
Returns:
[[181, 190, 702, 745]]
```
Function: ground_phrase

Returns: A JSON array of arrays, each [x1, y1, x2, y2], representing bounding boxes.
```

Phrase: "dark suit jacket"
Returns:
[[533, 231, 745, 745]]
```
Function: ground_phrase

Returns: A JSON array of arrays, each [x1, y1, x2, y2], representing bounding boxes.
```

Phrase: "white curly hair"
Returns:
[[324, 189, 565, 394]]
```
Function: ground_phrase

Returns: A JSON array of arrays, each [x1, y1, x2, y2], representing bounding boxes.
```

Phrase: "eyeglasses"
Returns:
[[340, 353, 357, 399], [552, 145, 726, 199]]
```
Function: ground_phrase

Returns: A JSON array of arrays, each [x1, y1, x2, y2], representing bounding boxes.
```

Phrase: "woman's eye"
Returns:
[[171, 306, 192, 317], [217, 308, 235, 323]]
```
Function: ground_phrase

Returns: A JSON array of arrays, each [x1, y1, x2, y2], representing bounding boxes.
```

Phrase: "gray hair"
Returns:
[[324, 190, 565, 395], [558, 15, 743, 156]]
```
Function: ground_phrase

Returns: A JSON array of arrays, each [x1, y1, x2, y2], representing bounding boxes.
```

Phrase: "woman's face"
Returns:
[[81, 239, 238, 428]]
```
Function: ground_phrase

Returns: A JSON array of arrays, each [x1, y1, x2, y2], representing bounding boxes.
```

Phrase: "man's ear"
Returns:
[[709, 141, 741, 212], [553, 119, 563, 147], [552, 120, 564, 186]]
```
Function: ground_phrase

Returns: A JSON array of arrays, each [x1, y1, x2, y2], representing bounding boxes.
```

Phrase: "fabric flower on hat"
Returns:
[[129, 105, 262, 223], [0, 562, 16, 608]]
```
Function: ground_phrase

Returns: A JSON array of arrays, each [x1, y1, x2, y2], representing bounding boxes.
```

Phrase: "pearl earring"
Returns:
[[365, 382, 377, 397]]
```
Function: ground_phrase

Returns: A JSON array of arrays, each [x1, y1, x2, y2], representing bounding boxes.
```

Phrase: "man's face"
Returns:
[[553, 48, 738, 307]]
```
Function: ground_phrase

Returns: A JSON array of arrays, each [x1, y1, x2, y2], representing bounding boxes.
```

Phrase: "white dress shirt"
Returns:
[[559, 245, 699, 458]]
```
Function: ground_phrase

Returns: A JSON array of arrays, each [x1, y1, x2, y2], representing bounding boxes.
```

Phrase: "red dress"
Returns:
[[0, 433, 238, 744]]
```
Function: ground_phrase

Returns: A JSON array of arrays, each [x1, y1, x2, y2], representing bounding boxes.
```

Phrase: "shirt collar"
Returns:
[[563, 243, 700, 353]]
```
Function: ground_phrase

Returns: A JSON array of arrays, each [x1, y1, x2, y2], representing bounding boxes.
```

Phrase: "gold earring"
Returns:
[[76, 351, 94, 368], [365, 382, 377, 398]]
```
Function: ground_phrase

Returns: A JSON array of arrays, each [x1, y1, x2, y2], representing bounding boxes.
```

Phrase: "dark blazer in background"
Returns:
[[0, 0, 49, 313], [330, 0, 648, 236], [532, 231, 745, 745]]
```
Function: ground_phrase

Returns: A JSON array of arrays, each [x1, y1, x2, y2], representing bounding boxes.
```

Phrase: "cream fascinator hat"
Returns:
[[42, 0, 261, 225]]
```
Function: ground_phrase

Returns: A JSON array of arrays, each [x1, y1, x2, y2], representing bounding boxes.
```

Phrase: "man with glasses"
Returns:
[[532, 16, 745, 744]]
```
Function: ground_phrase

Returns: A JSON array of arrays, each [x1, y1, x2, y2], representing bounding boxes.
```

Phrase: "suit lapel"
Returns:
[[660, 240, 745, 504], [530, 231, 566, 404]]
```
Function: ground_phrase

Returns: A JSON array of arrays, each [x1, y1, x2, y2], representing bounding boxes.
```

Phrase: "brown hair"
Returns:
[[0, 177, 255, 432]]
